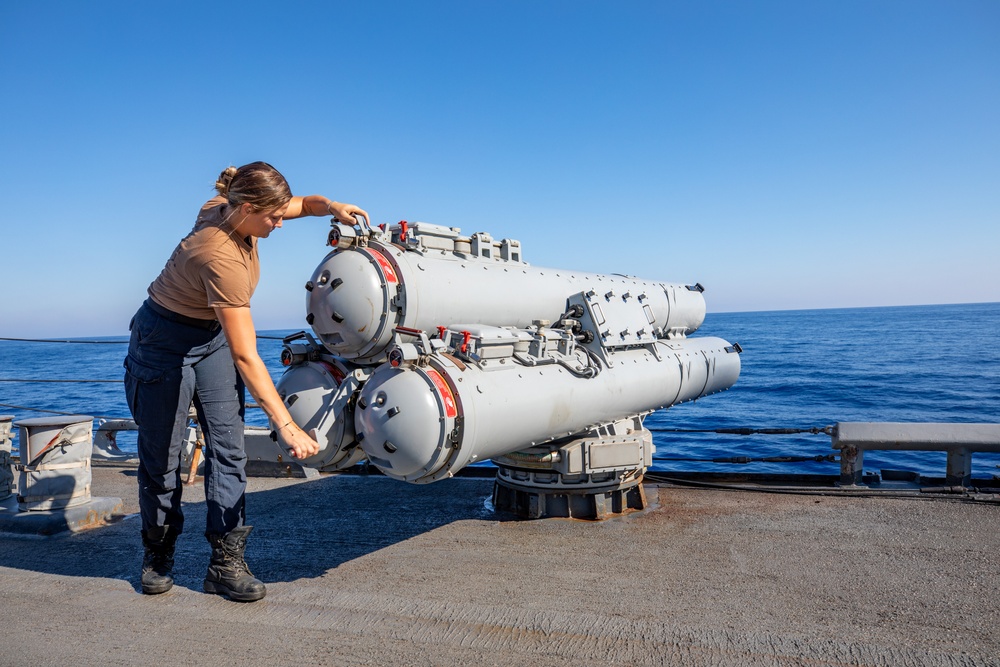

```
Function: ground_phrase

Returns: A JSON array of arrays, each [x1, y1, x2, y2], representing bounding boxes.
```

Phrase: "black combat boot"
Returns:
[[141, 525, 178, 595], [203, 525, 266, 602]]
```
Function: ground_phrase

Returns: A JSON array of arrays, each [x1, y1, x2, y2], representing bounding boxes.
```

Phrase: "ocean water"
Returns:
[[2, 302, 998, 479], [651, 302, 1000, 477]]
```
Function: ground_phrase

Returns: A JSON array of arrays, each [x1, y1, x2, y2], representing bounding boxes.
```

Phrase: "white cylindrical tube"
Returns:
[[306, 241, 707, 363], [354, 336, 740, 483]]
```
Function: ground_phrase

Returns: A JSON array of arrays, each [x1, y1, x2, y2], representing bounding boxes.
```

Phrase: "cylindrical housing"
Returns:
[[306, 241, 707, 363], [354, 336, 740, 483], [15, 415, 93, 510], [274, 359, 365, 470]]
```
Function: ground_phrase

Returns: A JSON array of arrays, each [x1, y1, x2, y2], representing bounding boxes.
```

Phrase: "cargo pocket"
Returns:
[[123, 355, 171, 421]]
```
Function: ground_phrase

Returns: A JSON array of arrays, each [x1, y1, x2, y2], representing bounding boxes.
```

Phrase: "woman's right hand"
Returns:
[[328, 200, 370, 228], [278, 424, 321, 459]]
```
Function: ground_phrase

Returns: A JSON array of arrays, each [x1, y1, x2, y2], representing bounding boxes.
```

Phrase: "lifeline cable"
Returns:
[[649, 426, 834, 436], [0, 402, 125, 421], [0, 400, 262, 417], [1, 333, 288, 343], [0, 336, 127, 344], [0, 378, 122, 383], [656, 453, 837, 464]]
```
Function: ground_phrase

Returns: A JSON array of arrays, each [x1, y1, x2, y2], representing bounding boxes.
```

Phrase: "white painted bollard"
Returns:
[[0, 415, 13, 501]]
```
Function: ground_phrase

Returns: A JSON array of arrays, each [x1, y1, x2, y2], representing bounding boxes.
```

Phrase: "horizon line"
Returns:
[[1, 300, 996, 341]]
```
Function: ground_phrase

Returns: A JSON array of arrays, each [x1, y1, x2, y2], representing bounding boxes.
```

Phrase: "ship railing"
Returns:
[[58, 417, 1000, 488], [90, 417, 305, 479], [832, 422, 1000, 488], [93, 419, 139, 461]]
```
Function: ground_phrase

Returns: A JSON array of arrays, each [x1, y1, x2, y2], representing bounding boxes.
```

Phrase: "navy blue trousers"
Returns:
[[124, 301, 247, 536]]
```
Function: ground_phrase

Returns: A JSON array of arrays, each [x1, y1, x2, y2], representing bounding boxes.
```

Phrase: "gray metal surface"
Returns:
[[0, 463, 997, 667], [491, 417, 654, 519], [273, 358, 367, 470], [834, 422, 1000, 449], [833, 422, 1000, 486]]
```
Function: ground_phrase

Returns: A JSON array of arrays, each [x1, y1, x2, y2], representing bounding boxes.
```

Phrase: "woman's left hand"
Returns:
[[277, 423, 321, 459]]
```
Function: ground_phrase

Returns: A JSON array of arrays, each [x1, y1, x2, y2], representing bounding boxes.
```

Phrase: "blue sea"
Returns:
[[2, 302, 998, 479]]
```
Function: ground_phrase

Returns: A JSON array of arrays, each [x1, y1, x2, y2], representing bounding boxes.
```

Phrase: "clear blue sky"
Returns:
[[2, 1, 997, 337]]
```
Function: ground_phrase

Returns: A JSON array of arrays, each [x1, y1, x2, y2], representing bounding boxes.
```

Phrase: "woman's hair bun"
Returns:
[[215, 166, 239, 196], [219, 161, 291, 211]]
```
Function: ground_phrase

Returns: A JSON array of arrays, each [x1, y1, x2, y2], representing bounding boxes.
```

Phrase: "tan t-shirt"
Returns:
[[147, 196, 261, 320]]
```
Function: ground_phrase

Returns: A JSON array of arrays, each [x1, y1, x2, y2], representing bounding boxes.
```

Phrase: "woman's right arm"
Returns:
[[283, 195, 370, 225]]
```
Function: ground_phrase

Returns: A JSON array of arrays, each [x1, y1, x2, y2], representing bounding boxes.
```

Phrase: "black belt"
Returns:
[[145, 299, 221, 331]]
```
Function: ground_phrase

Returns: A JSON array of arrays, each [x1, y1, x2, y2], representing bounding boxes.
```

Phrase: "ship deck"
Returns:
[[1, 464, 998, 667]]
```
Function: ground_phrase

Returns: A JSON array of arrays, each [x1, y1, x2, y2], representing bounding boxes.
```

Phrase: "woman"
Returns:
[[124, 162, 368, 601]]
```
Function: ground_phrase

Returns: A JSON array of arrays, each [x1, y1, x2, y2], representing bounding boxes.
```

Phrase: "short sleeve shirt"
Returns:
[[146, 196, 261, 320]]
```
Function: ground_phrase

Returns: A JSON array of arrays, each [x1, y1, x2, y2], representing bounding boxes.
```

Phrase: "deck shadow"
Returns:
[[0, 473, 497, 591]]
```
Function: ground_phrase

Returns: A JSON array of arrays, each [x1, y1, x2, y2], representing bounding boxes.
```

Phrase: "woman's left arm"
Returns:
[[283, 195, 370, 226], [215, 305, 320, 460]]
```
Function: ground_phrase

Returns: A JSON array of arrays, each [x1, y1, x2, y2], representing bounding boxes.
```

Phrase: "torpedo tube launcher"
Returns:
[[303, 220, 707, 363], [275, 219, 741, 518]]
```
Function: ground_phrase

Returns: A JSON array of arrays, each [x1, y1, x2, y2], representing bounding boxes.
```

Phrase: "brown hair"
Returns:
[[215, 162, 292, 212]]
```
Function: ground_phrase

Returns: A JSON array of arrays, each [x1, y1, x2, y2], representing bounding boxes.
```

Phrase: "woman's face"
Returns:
[[239, 202, 291, 239]]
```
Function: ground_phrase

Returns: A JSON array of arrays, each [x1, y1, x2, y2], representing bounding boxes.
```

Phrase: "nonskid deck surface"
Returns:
[[1, 465, 997, 667]]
